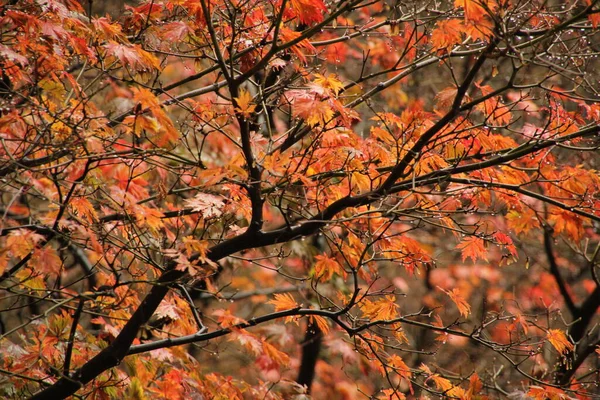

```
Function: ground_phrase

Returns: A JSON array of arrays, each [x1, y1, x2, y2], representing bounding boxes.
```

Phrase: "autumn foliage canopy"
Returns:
[[1, 0, 600, 398]]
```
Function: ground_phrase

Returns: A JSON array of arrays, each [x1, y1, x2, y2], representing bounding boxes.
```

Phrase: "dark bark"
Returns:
[[545, 229, 600, 385], [556, 284, 600, 385], [296, 320, 322, 393]]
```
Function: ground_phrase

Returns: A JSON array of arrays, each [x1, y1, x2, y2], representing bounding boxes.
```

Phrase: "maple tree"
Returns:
[[1, 0, 600, 398]]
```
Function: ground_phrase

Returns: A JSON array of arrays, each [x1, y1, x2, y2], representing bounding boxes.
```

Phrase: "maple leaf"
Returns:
[[32, 247, 62, 275], [430, 19, 463, 52], [69, 197, 98, 223], [279, 26, 316, 63], [291, 94, 334, 127], [391, 323, 409, 344], [310, 315, 330, 335], [132, 86, 160, 109], [546, 329, 573, 355], [181, 237, 209, 258], [466, 373, 483, 399], [133, 204, 165, 233], [493, 232, 517, 257], [527, 386, 568, 400], [149, 369, 184, 399], [184, 193, 225, 218], [0, 44, 29, 67], [127, 377, 147, 400], [506, 209, 540, 235], [386, 354, 412, 381], [93, 17, 126, 41], [351, 171, 371, 193], [509, 313, 529, 335], [454, 0, 493, 22], [213, 309, 247, 327], [360, 295, 399, 320], [377, 389, 406, 400], [476, 83, 512, 126], [313, 253, 346, 281], [463, 18, 494, 41], [104, 41, 161, 72], [290, 0, 327, 25], [7, 229, 45, 259], [440, 287, 471, 318], [434, 86, 459, 112], [549, 209, 584, 242], [155, 298, 180, 321], [234, 89, 256, 118], [456, 236, 487, 263], [159, 21, 193, 42], [313, 73, 344, 96], [268, 293, 299, 312], [261, 341, 290, 367], [235, 329, 263, 355]]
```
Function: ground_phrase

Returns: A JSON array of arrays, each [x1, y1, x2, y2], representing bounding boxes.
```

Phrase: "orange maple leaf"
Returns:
[[456, 236, 487, 263], [440, 287, 471, 318], [234, 89, 256, 118], [93, 17, 126, 41], [313, 73, 344, 96], [466, 373, 483, 398], [293, 96, 334, 127], [279, 26, 316, 63], [454, 0, 493, 22], [133, 204, 165, 232], [7, 229, 45, 259], [268, 293, 299, 312], [476, 83, 512, 126], [360, 295, 399, 320], [386, 354, 412, 381], [493, 232, 517, 257], [527, 386, 568, 400], [314, 253, 346, 281], [546, 329, 573, 355], [290, 0, 327, 25], [212, 309, 248, 327], [310, 315, 330, 335], [69, 197, 98, 223], [32, 247, 62, 275], [430, 19, 463, 52]]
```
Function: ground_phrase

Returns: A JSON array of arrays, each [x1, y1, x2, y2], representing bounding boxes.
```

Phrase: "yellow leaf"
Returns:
[[268, 293, 298, 312], [314, 73, 344, 96], [127, 377, 147, 400], [359, 295, 399, 320], [306, 100, 334, 127], [547, 329, 573, 355], [351, 171, 371, 193], [234, 89, 256, 118], [15, 269, 46, 290]]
